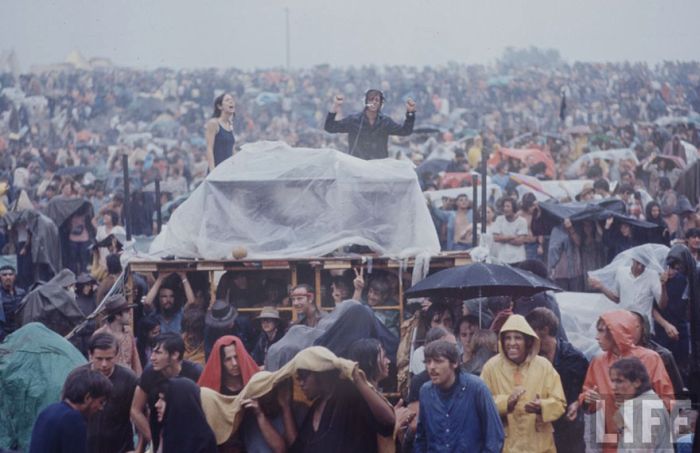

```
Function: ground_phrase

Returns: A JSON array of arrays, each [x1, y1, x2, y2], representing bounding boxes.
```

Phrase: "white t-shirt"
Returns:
[[613, 265, 661, 334], [491, 215, 528, 263], [409, 346, 425, 375]]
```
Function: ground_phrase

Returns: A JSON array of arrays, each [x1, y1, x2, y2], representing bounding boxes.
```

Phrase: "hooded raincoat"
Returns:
[[481, 315, 566, 453], [577, 310, 674, 452]]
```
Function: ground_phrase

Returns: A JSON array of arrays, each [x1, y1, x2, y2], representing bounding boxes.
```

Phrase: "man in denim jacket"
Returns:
[[414, 340, 504, 453]]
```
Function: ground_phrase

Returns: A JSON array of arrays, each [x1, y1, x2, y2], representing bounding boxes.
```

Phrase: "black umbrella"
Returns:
[[416, 158, 450, 175], [536, 198, 657, 235], [55, 166, 93, 177], [405, 262, 561, 300], [413, 126, 445, 134]]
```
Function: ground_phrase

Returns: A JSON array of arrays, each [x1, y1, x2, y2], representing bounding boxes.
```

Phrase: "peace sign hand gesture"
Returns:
[[352, 267, 365, 300]]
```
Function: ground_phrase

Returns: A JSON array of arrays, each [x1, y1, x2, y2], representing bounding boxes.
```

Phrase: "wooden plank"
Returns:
[[197, 263, 225, 271], [129, 263, 159, 272], [208, 270, 216, 308], [322, 260, 352, 269]]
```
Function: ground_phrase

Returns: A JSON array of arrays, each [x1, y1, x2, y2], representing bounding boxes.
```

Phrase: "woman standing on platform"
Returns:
[[205, 93, 236, 171]]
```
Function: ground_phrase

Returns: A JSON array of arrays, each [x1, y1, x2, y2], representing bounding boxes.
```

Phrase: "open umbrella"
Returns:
[[405, 262, 561, 300], [416, 158, 450, 175], [55, 165, 93, 177], [565, 125, 592, 135], [406, 262, 561, 327], [488, 147, 556, 178]]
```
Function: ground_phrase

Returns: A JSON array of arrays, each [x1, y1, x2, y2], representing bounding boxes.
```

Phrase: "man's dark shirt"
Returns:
[[0, 285, 26, 338], [29, 401, 87, 453], [445, 160, 468, 172], [290, 380, 393, 453], [78, 364, 137, 453], [407, 370, 430, 404], [138, 360, 202, 451], [324, 111, 415, 160], [552, 338, 589, 453]]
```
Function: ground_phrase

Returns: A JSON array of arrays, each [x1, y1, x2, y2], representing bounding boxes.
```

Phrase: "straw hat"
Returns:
[[255, 306, 281, 321]]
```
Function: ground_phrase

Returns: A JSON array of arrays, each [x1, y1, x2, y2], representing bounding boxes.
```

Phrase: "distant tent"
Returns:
[[65, 50, 90, 70]]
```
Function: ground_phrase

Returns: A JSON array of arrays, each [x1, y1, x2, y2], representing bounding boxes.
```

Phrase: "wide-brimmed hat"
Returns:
[[76, 273, 96, 285], [575, 184, 595, 201], [103, 295, 137, 316], [94, 230, 127, 248], [205, 299, 238, 328], [255, 306, 281, 321]]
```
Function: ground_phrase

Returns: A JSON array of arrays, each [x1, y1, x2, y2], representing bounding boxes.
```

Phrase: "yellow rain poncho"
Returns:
[[481, 314, 566, 453]]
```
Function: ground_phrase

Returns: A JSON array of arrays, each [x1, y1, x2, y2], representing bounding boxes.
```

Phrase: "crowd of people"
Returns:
[[1, 55, 700, 452]]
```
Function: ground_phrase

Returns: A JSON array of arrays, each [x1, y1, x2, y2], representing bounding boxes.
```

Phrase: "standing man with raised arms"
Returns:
[[324, 89, 416, 160]]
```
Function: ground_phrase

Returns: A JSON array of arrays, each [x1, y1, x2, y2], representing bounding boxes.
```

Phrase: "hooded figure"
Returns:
[[481, 315, 566, 453], [314, 302, 398, 363], [0, 210, 61, 286], [655, 245, 695, 386], [16, 269, 80, 336], [576, 310, 674, 453], [198, 335, 259, 394], [158, 378, 217, 453]]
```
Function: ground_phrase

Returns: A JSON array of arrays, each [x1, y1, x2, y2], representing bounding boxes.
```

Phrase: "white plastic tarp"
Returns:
[[556, 291, 619, 360], [587, 243, 669, 291], [424, 181, 502, 207], [516, 178, 593, 202], [149, 141, 440, 259], [682, 140, 698, 165], [565, 148, 639, 179]]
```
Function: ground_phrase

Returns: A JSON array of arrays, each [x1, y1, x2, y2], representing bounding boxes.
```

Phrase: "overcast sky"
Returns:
[[3, 0, 700, 71]]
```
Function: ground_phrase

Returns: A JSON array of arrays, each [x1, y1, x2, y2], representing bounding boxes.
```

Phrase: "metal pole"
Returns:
[[121, 154, 131, 241], [472, 174, 478, 246], [285, 8, 291, 69], [155, 178, 162, 234], [480, 146, 488, 234]]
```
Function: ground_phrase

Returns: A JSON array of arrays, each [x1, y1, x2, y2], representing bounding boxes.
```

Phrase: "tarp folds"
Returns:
[[587, 243, 669, 293], [0, 323, 86, 451], [555, 292, 619, 360], [45, 196, 94, 229], [17, 269, 83, 336], [0, 210, 62, 278], [150, 141, 440, 259], [536, 198, 658, 234]]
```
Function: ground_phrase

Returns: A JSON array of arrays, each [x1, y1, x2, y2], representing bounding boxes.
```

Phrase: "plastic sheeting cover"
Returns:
[[587, 243, 669, 291], [265, 300, 360, 371], [0, 322, 87, 451], [556, 292, 619, 360], [564, 148, 639, 179], [150, 141, 440, 259]]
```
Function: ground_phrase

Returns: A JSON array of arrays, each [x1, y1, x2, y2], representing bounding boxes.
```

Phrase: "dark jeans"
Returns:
[[16, 241, 33, 290], [554, 414, 586, 453], [525, 242, 539, 260], [67, 240, 91, 275], [654, 320, 690, 385], [555, 276, 584, 292]]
